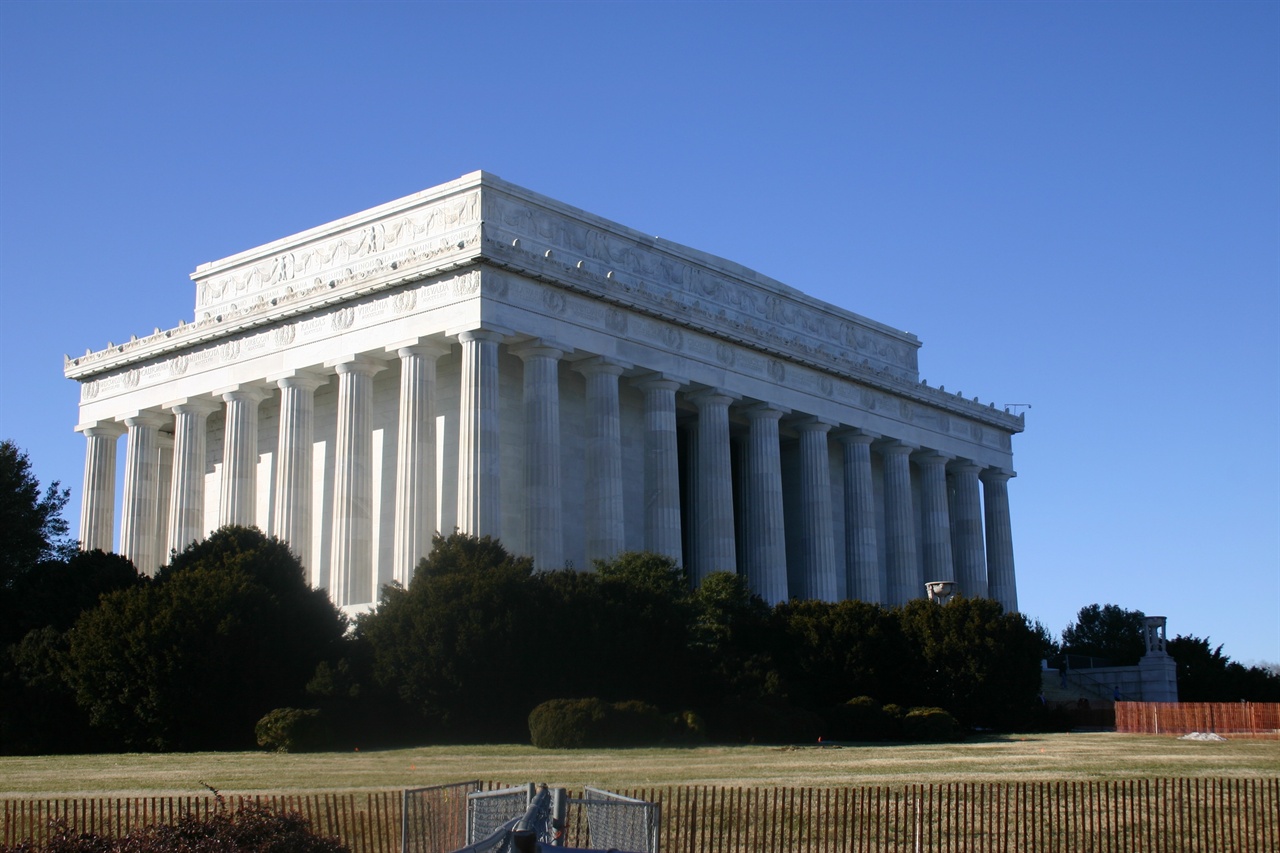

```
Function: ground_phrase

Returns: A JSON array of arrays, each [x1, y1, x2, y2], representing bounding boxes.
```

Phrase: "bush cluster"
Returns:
[[528, 698, 702, 748], [255, 708, 330, 753], [1, 803, 349, 853]]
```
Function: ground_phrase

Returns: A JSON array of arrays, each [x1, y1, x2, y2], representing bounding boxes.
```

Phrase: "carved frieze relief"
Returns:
[[331, 308, 355, 331], [197, 191, 480, 310], [393, 289, 417, 314]]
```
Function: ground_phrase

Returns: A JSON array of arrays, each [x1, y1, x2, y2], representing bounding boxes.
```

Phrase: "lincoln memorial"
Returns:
[[65, 172, 1025, 613]]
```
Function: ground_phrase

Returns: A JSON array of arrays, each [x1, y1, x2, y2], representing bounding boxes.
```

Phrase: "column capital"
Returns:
[[981, 467, 1016, 484], [509, 339, 569, 361], [450, 324, 513, 344], [163, 396, 222, 416], [687, 387, 740, 407], [876, 438, 917, 457], [573, 355, 630, 377], [834, 427, 879, 446], [384, 336, 451, 358], [271, 370, 330, 392], [326, 354, 387, 377], [632, 372, 687, 392], [947, 459, 984, 476], [76, 420, 126, 438], [120, 410, 169, 429], [912, 448, 953, 466], [742, 402, 789, 421], [790, 415, 836, 434], [213, 383, 271, 403]]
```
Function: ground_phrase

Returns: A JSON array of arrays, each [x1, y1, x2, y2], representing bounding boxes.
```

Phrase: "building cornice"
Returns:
[[64, 172, 1024, 434]]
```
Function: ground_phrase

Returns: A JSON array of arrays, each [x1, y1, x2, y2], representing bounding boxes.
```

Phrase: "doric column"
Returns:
[[218, 385, 268, 528], [796, 419, 837, 602], [837, 429, 880, 603], [689, 389, 737, 584], [981, 468, 1018, 612], [165, 398, 219, 556], [948, 461, 988, 599], [635, 375, 683, 565], [390, 343, 448, 585], [77, 422, 124, 553], [914, 450, 955, 586], [456, 329, 504, 540], [880, 440, 919, 606], [119, 411, 168, 575], [743, 404, 788, 604], [513, 343, 565, 572], [154, 434, 174, 565], [576, 357, 627, 565], [272, 372, 327, 570], [329, 357, 385, 607]]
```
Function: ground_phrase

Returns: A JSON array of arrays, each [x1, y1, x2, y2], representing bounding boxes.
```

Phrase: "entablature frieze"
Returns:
[[66, 172, 1023, 444]]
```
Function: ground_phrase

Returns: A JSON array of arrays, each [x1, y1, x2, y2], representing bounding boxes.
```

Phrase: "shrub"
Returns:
[[528, 698, 670, 748], [823, 696, 896, 741], [255, 708, 330, 753], [2, 803, 348, 853], [902, 706, 961, 742], [702, 698, 824, 744]]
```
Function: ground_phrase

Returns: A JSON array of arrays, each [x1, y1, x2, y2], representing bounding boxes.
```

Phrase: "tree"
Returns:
[[1166, 635, 1280, 702], [65, 527, 346, 750], [358, 532, 544, 741], [896, 597, 1043, 728], [1060, 603, 1147, 665], [773, 598, 910, 710], [0, 440, 74, 587]]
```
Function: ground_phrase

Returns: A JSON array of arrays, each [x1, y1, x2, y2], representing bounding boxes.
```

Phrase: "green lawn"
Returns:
[[2, 733, 1278, 796]]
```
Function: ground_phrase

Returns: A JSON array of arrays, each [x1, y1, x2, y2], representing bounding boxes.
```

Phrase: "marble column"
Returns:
[[78, 422, 124, 553], [838, 429, 880, 603], [880, 440, 919, 606], [219, 385, 268, 528], [391, 344, 448, 585], [796, 419, 838, 602], [165, 399, 219, 557], [635, 375, 683, 565], [948, 461, 988, 599], [330, 357, 384, 607], [981, 468, 1018, 613], [743, 404, 788, 604], [577, 357, 627, 565], [690, 390, 737, 584], [914, 450, 955, 585], [513, 343, 565, 572], [456, 329, 504, 540], [119, 412, 168, 575], [273, 372, 327, 570], [154, 435, 174, 564]]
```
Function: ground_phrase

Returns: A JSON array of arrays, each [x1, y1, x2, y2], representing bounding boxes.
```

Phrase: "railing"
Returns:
[[1116, 702, 1280, 738], [4, 779, 1278, 852]]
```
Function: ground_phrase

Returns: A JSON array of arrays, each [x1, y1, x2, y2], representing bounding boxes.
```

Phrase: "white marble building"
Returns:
[[66, 172, 1025, 612]]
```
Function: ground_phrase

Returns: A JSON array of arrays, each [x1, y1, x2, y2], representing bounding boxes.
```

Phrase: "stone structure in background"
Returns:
[[65, 172, 1025, 613]]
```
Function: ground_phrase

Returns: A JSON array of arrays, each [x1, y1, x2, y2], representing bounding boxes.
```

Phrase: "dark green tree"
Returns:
[[688, 571, 778, 704], [896, 597, 1043, 727], [359, 532, 543, 741], [1166, 635, 1280, 702], [0, 550, 142, 755], [64, 527, 345, 750], [0, 440, 74, 587], [1061, 603, 1147, 665], [773, 598, 910, 710]]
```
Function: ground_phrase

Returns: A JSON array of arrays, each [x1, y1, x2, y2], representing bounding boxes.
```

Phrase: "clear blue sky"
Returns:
[[2, 1, 1276, 664]]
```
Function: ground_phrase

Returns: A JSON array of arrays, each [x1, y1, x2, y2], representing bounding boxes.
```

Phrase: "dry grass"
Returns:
[[2, 733, 1277, 797]]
